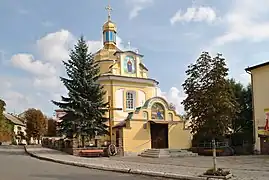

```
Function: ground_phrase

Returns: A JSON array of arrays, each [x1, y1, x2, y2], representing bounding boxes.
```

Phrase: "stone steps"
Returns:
[[139, 148, 198, 158], [168, 149, 198, 157], [139, 149, 170, 158]]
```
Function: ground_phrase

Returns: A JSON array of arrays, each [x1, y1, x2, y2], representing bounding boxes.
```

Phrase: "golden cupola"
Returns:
[[103, 5, 117, 49]]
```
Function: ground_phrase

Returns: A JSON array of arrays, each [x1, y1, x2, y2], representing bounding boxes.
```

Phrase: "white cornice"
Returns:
[[98, 75, 159, 86]]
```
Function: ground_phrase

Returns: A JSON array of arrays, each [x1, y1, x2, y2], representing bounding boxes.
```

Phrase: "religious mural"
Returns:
[[124, 56, 136, 73], [151, 103, 165, 120]]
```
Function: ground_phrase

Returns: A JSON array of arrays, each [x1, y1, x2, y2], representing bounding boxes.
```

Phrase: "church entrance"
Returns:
[[150, 123, 168, 149]]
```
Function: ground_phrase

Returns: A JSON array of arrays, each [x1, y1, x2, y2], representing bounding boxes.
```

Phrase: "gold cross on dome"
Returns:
[[105, 1, 113, 20]]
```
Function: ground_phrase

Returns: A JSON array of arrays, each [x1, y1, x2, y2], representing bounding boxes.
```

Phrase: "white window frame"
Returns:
[[126, 91, 136, 110]]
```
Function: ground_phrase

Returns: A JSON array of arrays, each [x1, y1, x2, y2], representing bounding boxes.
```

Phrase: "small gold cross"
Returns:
[[105, 3, 113, 20]]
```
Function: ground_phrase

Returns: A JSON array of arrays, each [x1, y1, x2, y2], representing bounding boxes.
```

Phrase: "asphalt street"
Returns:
[[0, 147, 170, 180]]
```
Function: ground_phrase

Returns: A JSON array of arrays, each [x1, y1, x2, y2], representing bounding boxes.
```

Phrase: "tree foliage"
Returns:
[[0, 98, 6, 125], [228, 79, 253, 144], [25, 108, 47, 140], [0, 99, 13, 141], [46, 118, 57, 137], [182, 52, 238, 140], [52, 36, 108, 144]]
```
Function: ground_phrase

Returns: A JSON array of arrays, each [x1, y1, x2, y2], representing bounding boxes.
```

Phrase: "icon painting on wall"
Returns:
[[151, 103, 164, 120], [124, 56, 136, 73]]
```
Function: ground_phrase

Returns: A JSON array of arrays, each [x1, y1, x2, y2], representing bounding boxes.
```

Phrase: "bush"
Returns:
[[204, 168, 230, 176]]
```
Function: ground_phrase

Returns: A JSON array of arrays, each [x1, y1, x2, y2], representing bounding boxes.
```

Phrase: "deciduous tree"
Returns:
[[25, 108, 46, 143], [0, 99, 13, 142], [52, 36, 108, 147], [182, 52, 238, 142], [228, 79, 253, 145], [47, 118, 57, 137], [0, 99, 6, 128]]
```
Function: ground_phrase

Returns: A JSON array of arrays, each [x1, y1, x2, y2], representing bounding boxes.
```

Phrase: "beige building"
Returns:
[[245, 62, 269, 155], [3, 112, 27, 144]]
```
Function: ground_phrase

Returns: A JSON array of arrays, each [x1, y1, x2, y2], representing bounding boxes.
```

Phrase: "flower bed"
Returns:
[[199, 168, 233, 180]]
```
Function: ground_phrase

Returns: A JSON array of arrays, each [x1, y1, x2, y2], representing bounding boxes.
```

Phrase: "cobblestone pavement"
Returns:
[[26, 147, 269, 180], [111, 155, 269, 171], [0, 147, 171, 180]]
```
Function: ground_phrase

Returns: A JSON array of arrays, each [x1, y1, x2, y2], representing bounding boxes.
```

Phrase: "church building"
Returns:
[[93, 5, 192, 155]]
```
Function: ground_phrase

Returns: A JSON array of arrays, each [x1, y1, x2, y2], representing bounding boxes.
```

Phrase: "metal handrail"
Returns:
[[197, 141, 229, 148]]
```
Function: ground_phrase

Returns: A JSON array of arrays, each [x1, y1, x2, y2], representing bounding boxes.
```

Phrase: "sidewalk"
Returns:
[[24, 147, 269, 180], [24, 147, 206, 180]]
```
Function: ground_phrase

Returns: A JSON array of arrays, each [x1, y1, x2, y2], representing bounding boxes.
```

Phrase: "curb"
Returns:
[[24, 146, 205, 180]]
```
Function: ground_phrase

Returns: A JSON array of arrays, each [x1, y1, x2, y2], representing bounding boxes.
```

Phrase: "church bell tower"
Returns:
[[102, 4, 117, 50]]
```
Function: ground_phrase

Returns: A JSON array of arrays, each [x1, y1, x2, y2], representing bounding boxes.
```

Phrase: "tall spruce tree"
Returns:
[[52, 37, 108, 145], [182, 52, 238, 142]]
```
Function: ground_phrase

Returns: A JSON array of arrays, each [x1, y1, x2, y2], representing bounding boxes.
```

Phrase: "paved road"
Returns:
[[0, 147, 169, 180]]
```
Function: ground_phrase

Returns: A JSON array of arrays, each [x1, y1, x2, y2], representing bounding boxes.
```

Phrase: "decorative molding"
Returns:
[[98, 75, 159, 86], [143, 97, 169, 109], [114, 50, 144, 57]]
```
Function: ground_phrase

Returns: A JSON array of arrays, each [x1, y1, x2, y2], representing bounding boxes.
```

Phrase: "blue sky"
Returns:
[[1, 0, 268, 116]]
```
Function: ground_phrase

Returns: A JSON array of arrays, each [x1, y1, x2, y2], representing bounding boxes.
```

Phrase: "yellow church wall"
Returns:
[[121, 120, 192, 154], [99, 61, 114, 74], [168, 123, 192, 149], [98, 78, 158, 121], [249, 65, 269, 152], [122, 120, 151, 154]]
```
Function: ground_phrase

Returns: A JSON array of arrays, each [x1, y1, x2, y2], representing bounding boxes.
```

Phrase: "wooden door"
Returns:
[[260, 137, 269, 155], [150, 123, 168, 149]]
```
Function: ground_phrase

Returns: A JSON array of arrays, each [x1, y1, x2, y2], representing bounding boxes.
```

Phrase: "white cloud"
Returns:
[[11, 54, 57, 76], [157, 87, 186, 114], [3, 91, 33, 113], [37, 29, 75, 64], [86, 40, 102, 53], [170, 6, 217, 25], [125, 0, 154, 19], [33, 76, 62, 90], [213, 0, 269, 46], [6, 28, 141, 115]]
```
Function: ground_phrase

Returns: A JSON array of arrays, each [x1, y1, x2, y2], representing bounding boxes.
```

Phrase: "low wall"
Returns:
[[41, 137, 110, 156]]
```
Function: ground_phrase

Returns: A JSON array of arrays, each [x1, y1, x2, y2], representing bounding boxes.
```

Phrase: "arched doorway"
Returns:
[[150, 102, 168, 149]]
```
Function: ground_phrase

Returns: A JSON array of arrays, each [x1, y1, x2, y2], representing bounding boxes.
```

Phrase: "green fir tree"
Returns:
[[52, 36, 108, 145]]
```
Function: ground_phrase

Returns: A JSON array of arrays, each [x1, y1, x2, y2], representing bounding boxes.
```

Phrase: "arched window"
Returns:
[[151, 103, 165, 120], [143, 111, 148, 120], [126, 91, 136, 110], [168, 113, 173, 121]]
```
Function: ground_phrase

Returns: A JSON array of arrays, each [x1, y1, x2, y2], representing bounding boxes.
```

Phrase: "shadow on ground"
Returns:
[[0, 150, 26, 155], [30, 173, 168, 180]]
